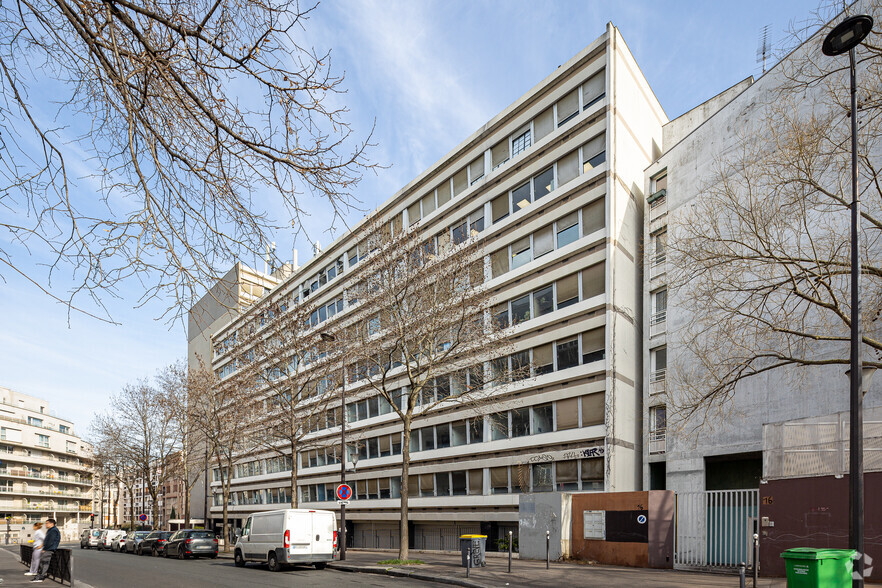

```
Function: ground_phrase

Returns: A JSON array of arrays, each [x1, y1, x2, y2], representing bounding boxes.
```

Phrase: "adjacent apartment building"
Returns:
[[0, 387, 94, 540], [190, 24, 666, 550]]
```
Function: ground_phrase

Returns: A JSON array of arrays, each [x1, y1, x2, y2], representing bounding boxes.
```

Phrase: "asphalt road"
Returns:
[[25, 544, 445, 588]]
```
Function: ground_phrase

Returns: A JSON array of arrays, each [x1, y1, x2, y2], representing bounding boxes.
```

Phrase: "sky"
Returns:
[[0, 0, 823, 437]]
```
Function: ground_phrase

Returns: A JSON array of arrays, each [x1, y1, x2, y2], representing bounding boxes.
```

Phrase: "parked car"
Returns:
[[234, 509, 335, 572], [111, 532, 127, 552], [96, 530, 108, 551], [101, 529, 126, 551], [164, 529, 219, 560], [139, 530, 172, 556], [125, 531, 151, 554], [79, 529, 102, 549]]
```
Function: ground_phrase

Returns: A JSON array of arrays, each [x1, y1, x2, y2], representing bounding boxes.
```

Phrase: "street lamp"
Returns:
[[319, 331, 347, 561], [823, 14, 874, 587]]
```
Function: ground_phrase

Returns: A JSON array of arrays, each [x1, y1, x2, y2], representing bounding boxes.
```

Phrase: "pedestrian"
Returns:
[[31, 518, 59, 583], [24, 523, 44, 576]]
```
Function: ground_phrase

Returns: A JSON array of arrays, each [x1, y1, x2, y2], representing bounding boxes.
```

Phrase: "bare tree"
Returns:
[[338, 221, 523, 560], [0, 0, 375, 321], [157, 361, 213, 528], [90, 422, 139, 529], [667, 7, 882, 423], [230, 293, 342, 509]]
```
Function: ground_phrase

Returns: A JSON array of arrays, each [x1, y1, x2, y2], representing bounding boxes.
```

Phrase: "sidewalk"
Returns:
[[330, 549, 788, 587], [0, 544, 48, 586]]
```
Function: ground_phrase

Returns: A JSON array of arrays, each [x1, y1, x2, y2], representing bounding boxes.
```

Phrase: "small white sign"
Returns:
[[337, 500, 350, 506], [637, 514, 647, 525]]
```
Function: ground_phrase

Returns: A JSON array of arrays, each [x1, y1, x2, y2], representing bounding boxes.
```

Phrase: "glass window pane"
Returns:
[[407, 474, 418, 497], [470, 211, 484, 235], [581, 457, 604, 490], [556, 398, 579, 430], [436, 472, 451, 496], [533, 225, 554, 258], [470, 417, 484, 443], [557, 339, 579, 370], [532, 404, 553, 434], [438, 179, 453, 206], [452, 221, 468, 245], [452, 168, 468, 198], [532, 463, 553, 492], [469, 157, 485, 185], [533, 286, 553, 318], [533, 167, 554, 201], [490, 413, 508, 440], [491, 249, 509, 279], [451, 422, 467, 446], [557, 212, 580, 248], [582, 327, 605, 364], [510, 236, 531, 270], [436, 424, 451, 449], [512, 128, 531, 157], [379, 435, 391, 457], [511, 407, 530, 437], [557, 150, 580, 186], [582, 198, 605, 235], [582, 70, 605, 108], [491, 140, 510, 169], [511, 182, 531, 212], [452, 471, 468, 496], [556, 460, 579, 491], [511, 295, 531, 324], [421, 427, 436, 451], [421, 193, 436, 216], [557, 89, 579, 126], [556, 274, 579, 309], [420, 473, 434, 497], [511, 350, 530, 381], [493, 303, 509, 330]]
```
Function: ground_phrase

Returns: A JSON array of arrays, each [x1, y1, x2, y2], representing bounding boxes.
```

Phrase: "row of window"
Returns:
[[299, 455, 603, 503], [301, 392, 603, 470], [491, 198, 604, 280], [213, 487, 292, 506], [214, 456, 294, 482]]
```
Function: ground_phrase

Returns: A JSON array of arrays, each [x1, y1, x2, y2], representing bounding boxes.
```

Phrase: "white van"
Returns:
[[234, 509, 336, 572]]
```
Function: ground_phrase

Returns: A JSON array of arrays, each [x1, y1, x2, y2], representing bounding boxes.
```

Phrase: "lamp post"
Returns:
[[320, 331, 346, 561], [822, 14, 874, 587]]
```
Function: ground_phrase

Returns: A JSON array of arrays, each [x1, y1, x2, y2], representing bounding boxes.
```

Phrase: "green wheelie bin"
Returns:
[[780, 547, 856, 587]]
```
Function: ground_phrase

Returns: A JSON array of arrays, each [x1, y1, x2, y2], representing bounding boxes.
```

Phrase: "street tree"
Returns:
[[667, 7, 882, 423], [0, 0, 374, 321], [337, 220, 524, 560]]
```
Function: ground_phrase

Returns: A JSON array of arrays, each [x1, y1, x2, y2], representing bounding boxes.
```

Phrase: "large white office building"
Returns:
[[189, 24, 665, 549]]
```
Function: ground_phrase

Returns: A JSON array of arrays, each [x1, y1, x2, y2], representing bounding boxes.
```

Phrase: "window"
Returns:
[[468, 156, 484, 185], [581, 457, 604, 490], [469, 469, 483, 495], [492, 194, 509, 223], [532, 404, 553, 434], [534, 344, 553, 375], [491, 139, 510, 170], [534, 107, 554, 142], [654, 231, 667, 264], [533, 167, 554, 201], [452, 221, 468, 245], [511, 350, 530, 381], [421, 427, 435, 452], [533, 225, 554, 258], [420, 474, 434, 497], [582, 327, 605, 364], [582, 70, 605, 108], [511, 127, 531, 157], [556, 338, 579, 370], [436, 423, 451, 449], [440, 177, 455, 205], [490, 413, 509, 440], [556, 274, 579, 309], [582, 393, 605, 426], [470, 417, 484, 443], [407, 201, 421, 226], [469, 210, 485, 235], [451, 422, 467, 446], [421, 192, 436, 217], [556, 460, 579, 491], [436, 472, 451, 496], [581, 262, 605, 299], [510, 237, 531, 270], [582, 198, 605, 236], [36, 434, 49, 448], [491, 249, 509, 279], [582, 134, 606, 172], [532, 463, 553, 492], [452, 471, 468, 496], [654, 173, 668, 193], [0, 428, 21, 443], [491, 466, 509, 494], [28, 417, 42, 427], [651, 405, 667, 433], [557, 89, 579, 126], [556, 398, 579, 431], [533, 286, 554, 318], [556, 212, 579, 248], [558, 150, 580, 186], [511, 182, 531, 213], [493, 303, 509, 330], [511, 295, 531, 324]]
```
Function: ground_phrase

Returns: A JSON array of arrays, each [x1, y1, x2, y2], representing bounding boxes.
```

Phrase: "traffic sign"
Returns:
[[138, 514, 147, 522], [335, 483, 352, 501]]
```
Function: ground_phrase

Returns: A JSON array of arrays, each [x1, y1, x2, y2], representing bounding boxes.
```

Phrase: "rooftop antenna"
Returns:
[[756, 24, 772, 73]]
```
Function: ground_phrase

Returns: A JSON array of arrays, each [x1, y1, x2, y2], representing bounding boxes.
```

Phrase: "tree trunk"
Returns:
[[290, 458, 299, 509], [221, 468, 231, 552], [399, 417, 412, 561]]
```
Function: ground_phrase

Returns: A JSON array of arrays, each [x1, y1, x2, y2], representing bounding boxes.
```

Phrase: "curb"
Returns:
[[329, 563, 488, 588]]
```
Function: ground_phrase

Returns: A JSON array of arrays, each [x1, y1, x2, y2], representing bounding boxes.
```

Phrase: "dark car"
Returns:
[[164, 529, 218, 560], [138, 531, 172, 556], [125, 531, 151, 554]]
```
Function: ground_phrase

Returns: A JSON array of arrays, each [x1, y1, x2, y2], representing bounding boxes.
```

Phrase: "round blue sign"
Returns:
[[336, 484, 352, 501], [637, 514, 647, 525], [139, 514, 147, 522]]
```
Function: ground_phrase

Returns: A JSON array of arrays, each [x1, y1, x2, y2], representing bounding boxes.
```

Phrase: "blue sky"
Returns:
[[0, 0, 821, 436]]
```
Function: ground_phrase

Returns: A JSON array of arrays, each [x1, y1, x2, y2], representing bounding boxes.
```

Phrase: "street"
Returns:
[[1, 545, 446, 588]]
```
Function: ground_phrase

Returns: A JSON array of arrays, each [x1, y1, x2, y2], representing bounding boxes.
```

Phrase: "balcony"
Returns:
[[649, 429, 666, 454], [649, 253, 666, 280], [650, 369, 666, 395], [650, 310, 667, 337]]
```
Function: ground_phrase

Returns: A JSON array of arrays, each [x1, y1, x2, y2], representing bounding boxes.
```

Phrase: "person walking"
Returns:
[[31, 519, 59, 583], [24, 523, 45, 576]]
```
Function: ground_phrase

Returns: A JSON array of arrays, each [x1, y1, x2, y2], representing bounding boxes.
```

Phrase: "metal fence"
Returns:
[[764, 406, 882, 479], [19, 545, 73, 586], [675, 489, 758, 571]]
